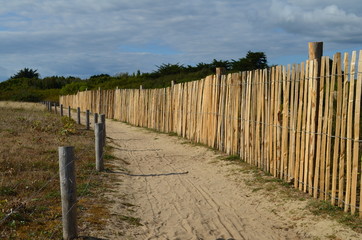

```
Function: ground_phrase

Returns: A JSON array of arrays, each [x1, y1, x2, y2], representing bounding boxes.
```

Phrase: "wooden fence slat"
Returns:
[[294, 63, 304, 189], [304, 60, 312, 193], [338, 53, 350, 208], [307, 60, 317, 195], [299, 62, 308, 191], [331, 53, 343, 204], [281, 66, 290, 179], [314, 56, 326, 198], [352, 50, 362, 215]]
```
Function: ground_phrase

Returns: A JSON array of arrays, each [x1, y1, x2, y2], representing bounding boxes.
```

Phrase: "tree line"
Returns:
[[0, 51, 268, 102]]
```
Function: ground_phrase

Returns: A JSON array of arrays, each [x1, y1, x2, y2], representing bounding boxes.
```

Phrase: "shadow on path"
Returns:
[[108, 170, 189, 177]]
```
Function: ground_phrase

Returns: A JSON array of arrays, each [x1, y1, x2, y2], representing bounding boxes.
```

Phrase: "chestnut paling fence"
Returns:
[[60, 50, 362, 216]]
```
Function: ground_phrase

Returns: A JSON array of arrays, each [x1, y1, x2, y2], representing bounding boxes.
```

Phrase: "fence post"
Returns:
[[308, 42, 323, 66], [58, 146, 77, 240], [77, 107, 81, 124], [60, 104, 64, 117], [100, 114, 106, 146], [171, 80, 175, 88], [95, 123, 104, 171], [68, 106, 71, 118], [54, 103, 58, 115], [86, 110, 90, 130], [94, 113, 98, 125]]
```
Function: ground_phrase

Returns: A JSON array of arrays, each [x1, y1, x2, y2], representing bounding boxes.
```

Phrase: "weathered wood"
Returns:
[[313, 56, 326, 198], [95, 123, 104, 171], [86, 110, 90, 130], [100, 114, 106, 146], [58, 146, 78, 240], [338, 53, 350, 208], [352, 50, 362, 215], [331, 53, 342, 204], [308, 42, 323, 71], [319, 56, 330, 200]]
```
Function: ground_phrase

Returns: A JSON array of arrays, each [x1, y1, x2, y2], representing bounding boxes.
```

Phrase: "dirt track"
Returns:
[[89, 117, 362, 240]]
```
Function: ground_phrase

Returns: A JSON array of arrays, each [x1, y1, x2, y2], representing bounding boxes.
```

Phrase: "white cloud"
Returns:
[[0, 0, 362, 81], [269, 0, 362, 41]]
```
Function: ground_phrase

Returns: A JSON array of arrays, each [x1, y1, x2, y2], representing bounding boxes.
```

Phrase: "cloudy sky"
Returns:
[[1, 0, 362, 81]]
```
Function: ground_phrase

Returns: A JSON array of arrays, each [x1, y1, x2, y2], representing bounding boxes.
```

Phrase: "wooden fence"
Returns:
[[60, 50, 362, 216]]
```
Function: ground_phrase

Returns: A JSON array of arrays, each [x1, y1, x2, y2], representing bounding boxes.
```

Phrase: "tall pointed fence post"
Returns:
[[77, 107, 81, 124], [100, 114, 106, 146], [308, 41, 323, 142], [58, 146, 78, 240], [95, 123, 104, 171], [86, 110, 90, 130], [308, 42, 323, 69]]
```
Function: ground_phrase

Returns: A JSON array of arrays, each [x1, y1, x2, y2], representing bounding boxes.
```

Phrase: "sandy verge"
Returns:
[[81, 116, 361, 240]]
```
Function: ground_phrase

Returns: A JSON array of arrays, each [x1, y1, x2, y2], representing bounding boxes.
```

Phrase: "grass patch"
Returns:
[[307, 200, 362, 233], [0, 103, 110, 239], [223, 155, 240, 162]]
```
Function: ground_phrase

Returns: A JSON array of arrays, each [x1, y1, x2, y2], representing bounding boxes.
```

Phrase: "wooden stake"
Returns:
[[58, 146, 78, 240], [95, 123, 104, 171]]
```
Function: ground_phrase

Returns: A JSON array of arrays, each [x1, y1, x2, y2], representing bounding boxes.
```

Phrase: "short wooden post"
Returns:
[[58, 146, 77, 240], [68, 106, 71, 118], [54, 103, 58, 115], [48, 102, 52, 112], [94, 113, 98, 125], [86, 110, 90, 130], [100, 114, 106, 146], [60, 104, 64, 117], [95, 123, 104, 171], [77, 107, 81, 124]]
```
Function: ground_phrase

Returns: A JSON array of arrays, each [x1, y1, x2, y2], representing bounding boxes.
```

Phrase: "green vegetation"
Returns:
[[0, 51, 269, 102]]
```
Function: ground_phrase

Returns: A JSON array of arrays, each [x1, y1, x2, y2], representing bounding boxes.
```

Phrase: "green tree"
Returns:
[[154, 63, 186, 75], [10, 68, 40, 79], [231, 51, 268, 71]]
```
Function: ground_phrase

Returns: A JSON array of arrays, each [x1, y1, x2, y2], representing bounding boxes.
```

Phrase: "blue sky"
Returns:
[[0, 0, 362, 81]]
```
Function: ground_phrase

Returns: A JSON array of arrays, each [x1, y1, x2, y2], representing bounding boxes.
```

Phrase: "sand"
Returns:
[[89, 117, 361, 240]]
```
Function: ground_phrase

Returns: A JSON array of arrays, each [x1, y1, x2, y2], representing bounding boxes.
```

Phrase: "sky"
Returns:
[[1, 0, 362, 81]]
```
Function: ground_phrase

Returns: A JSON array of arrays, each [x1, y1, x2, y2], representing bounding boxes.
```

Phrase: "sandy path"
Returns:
[[90, 118, 361, 240], [57, 109, 361, 240]]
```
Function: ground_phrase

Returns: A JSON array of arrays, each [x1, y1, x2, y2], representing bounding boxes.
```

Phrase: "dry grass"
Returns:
[[0, 102, 110, 239]]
